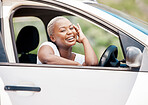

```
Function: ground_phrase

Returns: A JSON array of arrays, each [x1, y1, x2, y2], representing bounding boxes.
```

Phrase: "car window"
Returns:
[[12, 7, 124, 67], [119, 31, 144, 57]]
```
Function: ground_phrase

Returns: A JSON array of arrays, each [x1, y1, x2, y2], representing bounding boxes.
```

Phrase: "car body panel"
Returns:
[[140, 47, 148, 71], [125, 71, 148, 105], [0, 64, 138, 105], [0, 77, 12, 105]]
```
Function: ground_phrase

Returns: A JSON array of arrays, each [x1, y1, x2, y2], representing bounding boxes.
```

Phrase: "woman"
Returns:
[[37, 16, 98, 66]]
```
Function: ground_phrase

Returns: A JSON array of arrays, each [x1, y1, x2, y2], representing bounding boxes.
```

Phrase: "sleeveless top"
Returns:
[[37, 42, 85, 65]]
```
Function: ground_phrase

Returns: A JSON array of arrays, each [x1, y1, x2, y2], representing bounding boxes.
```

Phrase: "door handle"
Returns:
[[4, 85, 41, 92]]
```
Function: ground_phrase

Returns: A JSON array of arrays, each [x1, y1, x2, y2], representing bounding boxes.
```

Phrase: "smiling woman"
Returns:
[[37, 16, 98, 66]]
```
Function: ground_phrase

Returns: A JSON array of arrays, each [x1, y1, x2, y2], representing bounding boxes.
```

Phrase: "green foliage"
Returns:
[[98, 0, 148, 22]]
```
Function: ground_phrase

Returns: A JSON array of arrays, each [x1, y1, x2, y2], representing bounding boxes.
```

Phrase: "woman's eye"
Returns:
[[60, 29, 66, 32], [70, 27, 74, 30]]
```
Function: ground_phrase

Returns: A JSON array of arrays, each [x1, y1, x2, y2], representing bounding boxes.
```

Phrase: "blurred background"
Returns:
[[84, 0, 148, 22]]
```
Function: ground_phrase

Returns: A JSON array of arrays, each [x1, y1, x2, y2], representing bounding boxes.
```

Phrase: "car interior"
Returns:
[[16, 26, 39, 63]]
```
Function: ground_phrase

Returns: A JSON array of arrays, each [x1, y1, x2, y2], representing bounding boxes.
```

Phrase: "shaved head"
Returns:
[[47, 16, 68, 36]]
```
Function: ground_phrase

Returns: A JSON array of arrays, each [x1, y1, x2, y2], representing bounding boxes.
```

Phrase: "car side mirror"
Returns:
[[126, 46, 143, 68]]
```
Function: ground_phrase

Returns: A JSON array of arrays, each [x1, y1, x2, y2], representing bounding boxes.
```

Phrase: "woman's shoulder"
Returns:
[[39, 41, 60, 56], [40, 41, 56, 47]]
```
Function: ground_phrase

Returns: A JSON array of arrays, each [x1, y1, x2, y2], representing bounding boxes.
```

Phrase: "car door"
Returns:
[[0, 0, 145, 105], [0, 64, 139, 105]]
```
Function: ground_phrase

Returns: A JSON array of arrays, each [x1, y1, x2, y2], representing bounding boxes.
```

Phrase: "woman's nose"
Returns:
[[67, 29, 72, 35]]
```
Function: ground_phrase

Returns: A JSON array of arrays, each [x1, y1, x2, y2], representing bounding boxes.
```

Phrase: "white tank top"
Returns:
[[37, 42, 85, 65]]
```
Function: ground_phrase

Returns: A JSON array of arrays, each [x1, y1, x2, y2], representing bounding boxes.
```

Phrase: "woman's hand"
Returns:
[[73, 23, 87, 43], [73, 23, 98, 66]]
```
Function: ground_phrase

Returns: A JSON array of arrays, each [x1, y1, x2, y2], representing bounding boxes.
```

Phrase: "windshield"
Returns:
[[86, 2, 148, 35]]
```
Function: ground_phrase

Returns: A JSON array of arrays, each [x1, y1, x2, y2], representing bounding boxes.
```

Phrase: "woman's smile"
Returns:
[[65, 35, 76, 42]]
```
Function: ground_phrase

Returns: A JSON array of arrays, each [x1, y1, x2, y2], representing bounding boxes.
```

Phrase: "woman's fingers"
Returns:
[[73, 24, 80, 42], [73, 23, 81, 32], [73, 24, 78, 32], [77, 23, 81, 29], [73, 23, 85, 43], [73, 24, 79, 36]]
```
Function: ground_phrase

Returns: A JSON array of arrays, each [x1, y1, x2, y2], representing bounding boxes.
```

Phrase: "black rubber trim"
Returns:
[[4, 85, 41, 92]]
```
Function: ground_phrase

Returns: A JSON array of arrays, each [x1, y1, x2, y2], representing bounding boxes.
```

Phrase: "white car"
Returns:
[[0, 0, 148, 105]]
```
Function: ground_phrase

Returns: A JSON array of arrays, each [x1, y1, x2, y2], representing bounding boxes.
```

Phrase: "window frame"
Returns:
[[8, 3, 133, 71]]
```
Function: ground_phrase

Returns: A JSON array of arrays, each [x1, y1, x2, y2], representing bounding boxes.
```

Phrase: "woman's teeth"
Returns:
[[67, 37, 74, 40]]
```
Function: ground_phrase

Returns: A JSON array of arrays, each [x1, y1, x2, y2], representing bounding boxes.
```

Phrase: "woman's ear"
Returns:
[[50, 35, 56, 42]]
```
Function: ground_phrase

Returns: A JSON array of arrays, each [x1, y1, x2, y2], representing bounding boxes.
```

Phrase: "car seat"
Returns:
[[16, 26, 39, 63]]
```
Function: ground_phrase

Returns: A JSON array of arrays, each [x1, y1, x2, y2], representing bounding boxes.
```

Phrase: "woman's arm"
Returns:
[[74, 24, 98, 66], [38, 45, 81, 66]]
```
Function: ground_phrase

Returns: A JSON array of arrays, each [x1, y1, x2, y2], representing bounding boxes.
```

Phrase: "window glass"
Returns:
[[13, 15, 124, 65]]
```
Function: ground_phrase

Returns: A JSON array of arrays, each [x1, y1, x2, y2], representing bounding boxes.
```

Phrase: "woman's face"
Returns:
[[52, 18, 77, 48]]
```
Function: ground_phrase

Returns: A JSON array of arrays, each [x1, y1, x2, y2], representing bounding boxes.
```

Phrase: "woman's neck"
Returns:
[[58, 47, 75, 60]]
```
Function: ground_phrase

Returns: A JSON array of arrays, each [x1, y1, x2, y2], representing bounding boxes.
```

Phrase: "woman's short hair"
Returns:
[[47, 16, 66, 36]]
